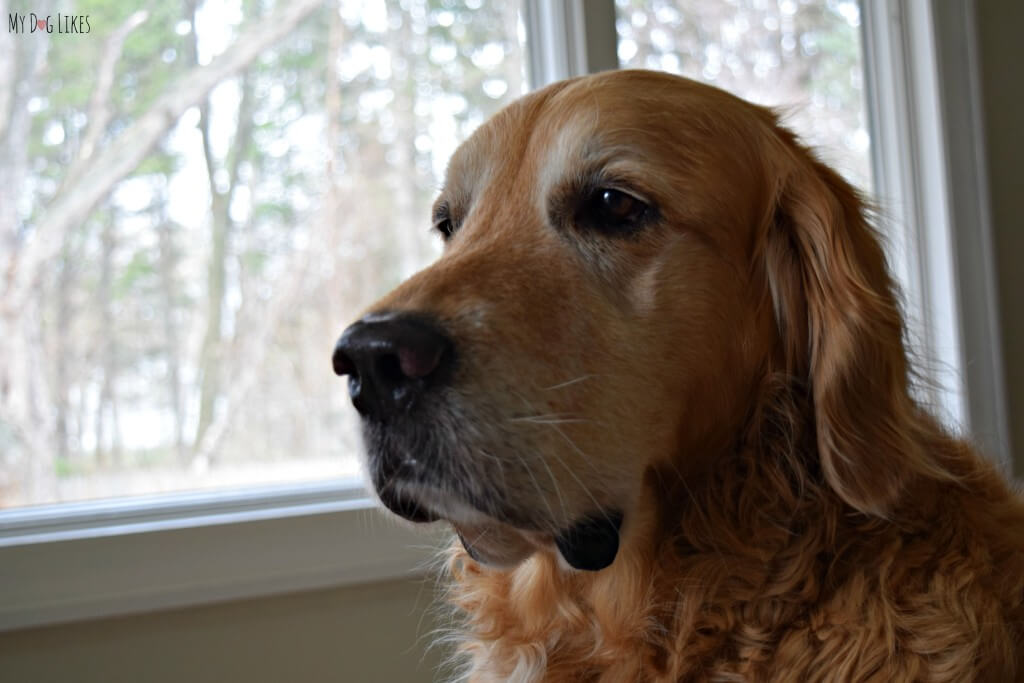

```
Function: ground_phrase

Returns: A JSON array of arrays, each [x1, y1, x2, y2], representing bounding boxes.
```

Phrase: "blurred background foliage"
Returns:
[[616, 0, 870, 188], [0, 0, 525, 505]]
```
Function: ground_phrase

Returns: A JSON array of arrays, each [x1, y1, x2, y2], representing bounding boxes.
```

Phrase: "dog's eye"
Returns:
[[577, 188, 649, 235], [434, 217, 456, 240], [432, 205, 457, 240]]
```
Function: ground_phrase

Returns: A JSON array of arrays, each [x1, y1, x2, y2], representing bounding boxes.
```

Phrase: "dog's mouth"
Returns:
[[357, 390, 624, 571], [334, 309, 627, 570], [375, 474, 624, 571], [377, 486, 439, 523]]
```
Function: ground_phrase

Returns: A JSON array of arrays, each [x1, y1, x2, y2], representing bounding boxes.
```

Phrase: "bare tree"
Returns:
[[94, 215, 122, 466], [2, 0, 541, 503], [0, 0, 322, 500], [2, 0, 322, 312], [156, 196, 187, 465], [187, 0, 260, 457]]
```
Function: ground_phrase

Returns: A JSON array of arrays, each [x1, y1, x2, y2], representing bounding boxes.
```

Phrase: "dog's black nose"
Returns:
[[332, 313, 453, 418]]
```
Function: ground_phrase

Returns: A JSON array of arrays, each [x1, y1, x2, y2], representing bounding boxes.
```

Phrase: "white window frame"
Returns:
[[860, 0, 1010, 467], [0, 482, 448, 630], [0, 0, 1009, 633]]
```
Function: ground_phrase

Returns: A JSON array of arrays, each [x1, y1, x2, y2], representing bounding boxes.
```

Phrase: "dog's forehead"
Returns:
[[440, 71, 768, 227], [443, 92, 550, 200], [444, 123, 495, 199], [444, 94, 644, 206]]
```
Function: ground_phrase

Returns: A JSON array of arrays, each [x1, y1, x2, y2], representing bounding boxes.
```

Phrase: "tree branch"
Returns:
[[63, 9, 150, 190], [4, 0, 322, 312]]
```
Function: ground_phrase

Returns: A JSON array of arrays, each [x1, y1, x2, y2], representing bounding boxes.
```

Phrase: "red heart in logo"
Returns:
[[36, 18, 46, 30]]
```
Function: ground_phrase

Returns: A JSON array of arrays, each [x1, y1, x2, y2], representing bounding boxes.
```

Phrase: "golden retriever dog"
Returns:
[[332, 70, 1024, 681]]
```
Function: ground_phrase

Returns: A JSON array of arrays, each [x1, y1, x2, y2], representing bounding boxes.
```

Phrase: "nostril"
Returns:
[[397, 344, 445, 379], [348, 375, 366, 413], [376, 354, 405, 384], [332, 347, 356, 377]]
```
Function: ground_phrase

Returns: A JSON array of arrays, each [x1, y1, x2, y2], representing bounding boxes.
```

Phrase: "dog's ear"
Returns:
[[763, 155, 952, 516]]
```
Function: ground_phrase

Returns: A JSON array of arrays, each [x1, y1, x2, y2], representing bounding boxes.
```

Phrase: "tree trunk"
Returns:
[[191, 22, 257, 458], [0, 0, 321, 499], [94, 215, 122, 467], [53, 245, 73, 464], [386, 0, 421, 277], [190, 3, 341, 465], [0, 4, 46, 278], [156, 194, 187, 465], [0, 14, 54, 503], [0, 0, 14, 143], [192, 120, 230, 454]]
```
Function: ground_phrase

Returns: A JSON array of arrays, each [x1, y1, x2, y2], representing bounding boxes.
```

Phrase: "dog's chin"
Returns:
[[377, 479, 624, 572], [376, 486, 440, 523], [454, 513, 626, 572], [453, 520, 538, 569], [377, 480, 540, 568]]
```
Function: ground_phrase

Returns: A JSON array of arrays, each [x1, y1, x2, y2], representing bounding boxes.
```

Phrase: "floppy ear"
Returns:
[[764, 155, 953, 516]]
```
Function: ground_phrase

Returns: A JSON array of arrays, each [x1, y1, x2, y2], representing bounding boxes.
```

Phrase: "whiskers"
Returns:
[[506, 414, 591, 425], [542, 373, 602, 391], [374, 459, 414, 500], [504, 388, 619, 531], [505, 374, 602, 426]]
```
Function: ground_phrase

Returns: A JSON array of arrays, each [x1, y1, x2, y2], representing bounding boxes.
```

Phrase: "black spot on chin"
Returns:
[[555, 510, 624, 571]]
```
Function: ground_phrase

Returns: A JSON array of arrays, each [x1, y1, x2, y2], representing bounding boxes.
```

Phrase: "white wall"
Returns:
[[0, 578, 447, 683]]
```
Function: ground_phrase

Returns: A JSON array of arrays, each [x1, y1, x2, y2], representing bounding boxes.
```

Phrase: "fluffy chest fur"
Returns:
[[446, 442, 1024, 682]]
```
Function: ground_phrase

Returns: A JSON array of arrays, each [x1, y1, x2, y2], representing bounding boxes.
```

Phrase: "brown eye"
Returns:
[[601, 189, 643, 221], [432, 203, 457, 240], [435, 217, 455, 239], [577, 188, 649, 235]]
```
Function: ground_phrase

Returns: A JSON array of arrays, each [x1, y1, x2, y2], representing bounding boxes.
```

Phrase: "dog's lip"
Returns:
[[377, 486, 440, 523], [377, 479, 500, 528], [376, 480, 555, 564], [377, 479, 626, 571]]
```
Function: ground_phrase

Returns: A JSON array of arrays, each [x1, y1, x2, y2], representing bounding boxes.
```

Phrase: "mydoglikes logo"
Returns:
[[8, 13, 91, 34]]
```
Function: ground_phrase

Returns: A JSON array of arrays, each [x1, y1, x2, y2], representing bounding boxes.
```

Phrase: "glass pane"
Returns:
[[615, 0, 872, 192], [0, 0, 526, 508]]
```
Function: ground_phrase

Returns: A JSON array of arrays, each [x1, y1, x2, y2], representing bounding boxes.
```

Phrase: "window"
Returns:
[[615, 0, 871, 193], [1, 0, 1004, 630], [0, 0, 526, 508]]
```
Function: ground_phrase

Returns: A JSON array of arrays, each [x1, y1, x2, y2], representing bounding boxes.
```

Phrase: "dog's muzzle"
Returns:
[[333, 312, 625, 571]]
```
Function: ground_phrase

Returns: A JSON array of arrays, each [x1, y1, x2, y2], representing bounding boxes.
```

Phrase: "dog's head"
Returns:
[[333, 70, 941, 571]]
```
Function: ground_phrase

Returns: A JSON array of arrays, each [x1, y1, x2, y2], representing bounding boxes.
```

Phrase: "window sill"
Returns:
[[0, 481, 449, 632]]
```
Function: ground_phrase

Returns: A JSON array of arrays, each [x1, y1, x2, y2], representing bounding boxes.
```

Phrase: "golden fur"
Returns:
[[350, 70, 1024, 681]]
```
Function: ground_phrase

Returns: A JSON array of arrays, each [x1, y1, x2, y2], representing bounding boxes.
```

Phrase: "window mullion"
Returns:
[[860, 2, 962, 423], [860, 0, 1010, 466], [522, 0, 618, 88]]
